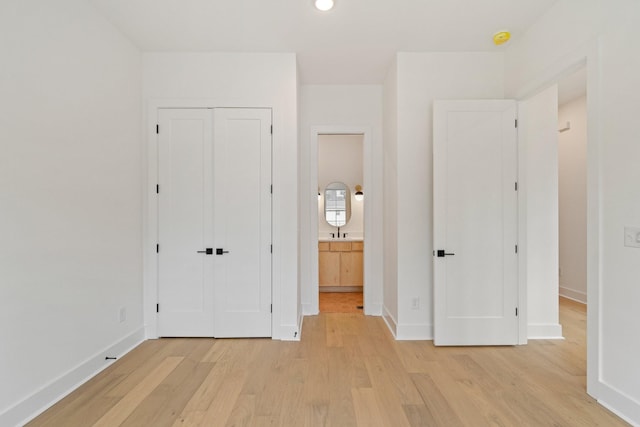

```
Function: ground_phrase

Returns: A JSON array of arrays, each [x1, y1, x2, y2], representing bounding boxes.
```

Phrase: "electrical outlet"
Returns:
[[118, 307, 127, 323], [411, 297, 420, 310], [624, 227, 640, 248]]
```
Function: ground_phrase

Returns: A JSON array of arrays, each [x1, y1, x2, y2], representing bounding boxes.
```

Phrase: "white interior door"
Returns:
[[213, 108, 272, 338], [157, 108, 214, 337], [433, 100, 519, 346]]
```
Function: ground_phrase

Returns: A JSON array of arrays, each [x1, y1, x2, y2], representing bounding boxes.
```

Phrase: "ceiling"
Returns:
[[90, 0, 558, 84]]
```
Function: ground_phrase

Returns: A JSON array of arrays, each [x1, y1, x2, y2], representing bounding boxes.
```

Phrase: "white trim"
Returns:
[[396, 323, 433, 341], [597, 382, 640, 427], [367, 303, 383, 316], [559, 286, 587, 304], [279, 322, 302, 341], [382, 306, 398, 338], [516, 105, 529, 345], [527, 323, 564, 340], [1, 328, 145, 427], [308, 125, 379, 317], [302, 303, 316, 315]]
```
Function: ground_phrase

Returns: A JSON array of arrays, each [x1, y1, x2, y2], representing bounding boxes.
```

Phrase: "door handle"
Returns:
[[197, 248, 214, 255], [436, 250, 455, 257], [216, 248, 230, 255]]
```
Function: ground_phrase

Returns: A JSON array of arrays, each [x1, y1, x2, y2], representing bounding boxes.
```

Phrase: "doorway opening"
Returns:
[[558, 66, 588, 306], [317, 134, 364, 314], [557, 66, 588, 354]]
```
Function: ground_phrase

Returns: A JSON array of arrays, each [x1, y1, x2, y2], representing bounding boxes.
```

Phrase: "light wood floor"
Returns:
[[28, 298, 628, 426]]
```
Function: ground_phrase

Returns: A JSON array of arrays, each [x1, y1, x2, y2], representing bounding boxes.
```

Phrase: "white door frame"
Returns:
[[143, 100, 278, 339], [309, 125, 377, 315], [513, 51, 601, 398]]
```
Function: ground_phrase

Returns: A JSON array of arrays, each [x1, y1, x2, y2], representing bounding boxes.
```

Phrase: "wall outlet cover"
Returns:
[[624, 227, 640, 248]]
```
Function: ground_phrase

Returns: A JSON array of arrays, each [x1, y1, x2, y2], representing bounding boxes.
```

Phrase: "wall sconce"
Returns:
[[354, 185, 364, 201]]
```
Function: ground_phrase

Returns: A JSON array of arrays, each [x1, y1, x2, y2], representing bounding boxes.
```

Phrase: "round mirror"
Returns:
[[324, 182, 351, 227]]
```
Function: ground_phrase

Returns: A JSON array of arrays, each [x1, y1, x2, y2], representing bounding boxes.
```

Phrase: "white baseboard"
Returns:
[[301, 303, 317, 316], [395, 323, 433, 341], [381, 306, 431, 340], [597, 380, 640, 426], [1, 327, 145, 427], [559, 286, 587, 304], [277, 322, 301, 341], [382, 306, 397, 338], [528, 323, 564, 339], [364, 302, 382, 316]]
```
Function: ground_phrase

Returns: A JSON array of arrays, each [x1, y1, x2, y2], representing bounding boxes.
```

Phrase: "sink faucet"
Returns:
[[330, 232, 335, 238], [337, 227, 341, 238]]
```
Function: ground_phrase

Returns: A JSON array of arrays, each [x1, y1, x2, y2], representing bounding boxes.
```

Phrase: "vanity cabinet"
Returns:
[[319, 241, 363, 288]]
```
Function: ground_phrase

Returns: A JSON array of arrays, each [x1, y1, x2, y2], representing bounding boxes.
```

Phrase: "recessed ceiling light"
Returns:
[[314, 0, 334, 12]]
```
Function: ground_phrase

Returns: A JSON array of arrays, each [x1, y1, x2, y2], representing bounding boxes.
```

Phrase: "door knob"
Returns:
[[216, 248, 230, 255], [197, 248, 213, 255], [436, 250, 455, 257]]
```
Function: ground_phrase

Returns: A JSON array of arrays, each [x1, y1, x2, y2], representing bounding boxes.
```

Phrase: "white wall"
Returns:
[[298, 85, 384, 316], [558, 96, 587, 303], [505, 0, 640, 423], [394, 52, 505, 339], [318, 135, 364, 239], [142, 53, 299, 340], [519, 85, 562, 339], [0, 0, 143, 425]]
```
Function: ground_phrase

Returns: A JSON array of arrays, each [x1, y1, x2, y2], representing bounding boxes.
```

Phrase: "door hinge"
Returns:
[[156, 124, 159, 134], [515, 119, 518, 128], [270, 125, 273, 135], [156, 303, 159, 313], [516, 307, 518, 316], [156, 244, 159, 253], [270, 304, 273, 313], [270, 185, 273, 194], [270, 244, 273, 253], [156, 184, 159, 194], [515, 244, 518, 254], [515, 182, 518, 191]]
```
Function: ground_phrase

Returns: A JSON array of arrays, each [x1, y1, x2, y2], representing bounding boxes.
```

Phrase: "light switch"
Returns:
[[624, 227, 640, 248]]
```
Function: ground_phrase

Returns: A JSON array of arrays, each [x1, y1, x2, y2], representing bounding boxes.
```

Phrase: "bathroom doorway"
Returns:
[[317, 134, 364, 313]]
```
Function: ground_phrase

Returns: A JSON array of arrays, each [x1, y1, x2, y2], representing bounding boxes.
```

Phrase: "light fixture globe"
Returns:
[[354, 185, 364, 201], [314, 0, 334, 12]]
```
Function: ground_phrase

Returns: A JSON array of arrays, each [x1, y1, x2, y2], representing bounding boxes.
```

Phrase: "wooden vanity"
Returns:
[[319, 240, 363, 291]]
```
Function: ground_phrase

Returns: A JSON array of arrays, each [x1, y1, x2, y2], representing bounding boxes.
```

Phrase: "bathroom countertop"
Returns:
[[318, 238, 363, 242]]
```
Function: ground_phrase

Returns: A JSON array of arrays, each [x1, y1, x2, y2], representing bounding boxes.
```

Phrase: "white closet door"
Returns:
[[157, 108, 214, 337], [213, 108, 272, 338]]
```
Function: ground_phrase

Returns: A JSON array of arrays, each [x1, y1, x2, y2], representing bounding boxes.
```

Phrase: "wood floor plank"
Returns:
[[200, 369, 249, 426], [224, 394, 255, 427], [410, 373, 465, 427], [27, 298, 630, 427], [93, 356, 183, 427], [120, 359, 214, 427], [351, 388, 385, 427]]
